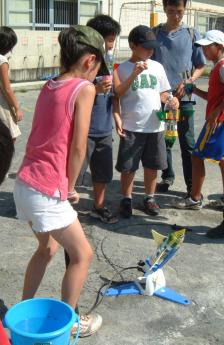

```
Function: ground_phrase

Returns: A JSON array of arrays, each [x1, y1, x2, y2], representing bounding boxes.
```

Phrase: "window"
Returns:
[[79, 2, 100, 25], [196, 13, 223, 35], [35, 0, 77, 30], [215, 17, 224, 31], [5, 0, 100, 30], [35, 0, 50, 29], [7, 0, 33, 29]]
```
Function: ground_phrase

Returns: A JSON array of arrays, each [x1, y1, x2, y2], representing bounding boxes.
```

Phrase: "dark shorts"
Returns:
[[79, 135, 113, 184], [116, 130, 167, 172]]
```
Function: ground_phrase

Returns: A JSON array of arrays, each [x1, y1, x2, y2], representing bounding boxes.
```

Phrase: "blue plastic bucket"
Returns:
[[4, 298, 79, 345]]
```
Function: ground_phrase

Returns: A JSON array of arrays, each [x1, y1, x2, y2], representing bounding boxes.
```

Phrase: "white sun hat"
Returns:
[[195, 30, 224, 46]]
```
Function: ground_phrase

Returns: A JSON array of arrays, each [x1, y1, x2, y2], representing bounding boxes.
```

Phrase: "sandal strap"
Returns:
[[94, 207, 117, 223]]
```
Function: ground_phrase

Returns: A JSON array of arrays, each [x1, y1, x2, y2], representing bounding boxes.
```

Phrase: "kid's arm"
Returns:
[[113, 62, 147, 97], [191, 65, 205, 83], [67, 84, 95, 202], [192, 85, 208, 100], [175, 65, 205, 99], [0, 63, 23, 121], [112, 96, 125, 137]]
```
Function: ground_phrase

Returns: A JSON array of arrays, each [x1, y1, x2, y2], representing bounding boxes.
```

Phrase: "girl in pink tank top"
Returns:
[[13, 25, 107, 337]]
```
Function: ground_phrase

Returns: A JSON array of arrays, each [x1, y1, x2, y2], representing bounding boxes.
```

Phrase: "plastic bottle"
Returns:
[[164, 93, 178, 148], [104, 50, 114, 75]]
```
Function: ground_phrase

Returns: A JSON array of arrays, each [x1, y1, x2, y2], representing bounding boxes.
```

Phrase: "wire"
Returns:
[[100, 235, 125, 280], [86, 266, 140, 315]]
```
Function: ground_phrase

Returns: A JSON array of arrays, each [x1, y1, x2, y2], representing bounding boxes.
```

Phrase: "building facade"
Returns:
[[0, 0, 223, 81]]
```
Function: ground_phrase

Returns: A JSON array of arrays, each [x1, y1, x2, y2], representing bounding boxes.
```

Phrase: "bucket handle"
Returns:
[[71, 317, 80, 345]]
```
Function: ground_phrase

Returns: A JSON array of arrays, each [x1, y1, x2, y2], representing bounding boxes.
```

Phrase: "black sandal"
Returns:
[[90, 206, 118, 224]]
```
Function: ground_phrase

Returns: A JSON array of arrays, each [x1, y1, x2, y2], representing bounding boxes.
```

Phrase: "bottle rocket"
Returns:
[[164, 93, 178, 148]]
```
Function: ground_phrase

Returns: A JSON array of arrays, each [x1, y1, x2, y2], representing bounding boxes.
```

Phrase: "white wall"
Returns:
[[7, 0, 224, 81], [9, 30, 60, 81]]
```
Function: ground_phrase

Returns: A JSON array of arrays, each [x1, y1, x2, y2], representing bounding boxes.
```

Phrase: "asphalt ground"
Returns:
[[0, 77, 224, 345]]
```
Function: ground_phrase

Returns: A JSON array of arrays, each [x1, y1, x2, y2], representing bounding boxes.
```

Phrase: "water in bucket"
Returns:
[[4, 298, 79, 345]]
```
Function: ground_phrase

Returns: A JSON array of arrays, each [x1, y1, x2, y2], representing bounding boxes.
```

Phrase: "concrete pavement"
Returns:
[[0, 78, 224, 345]]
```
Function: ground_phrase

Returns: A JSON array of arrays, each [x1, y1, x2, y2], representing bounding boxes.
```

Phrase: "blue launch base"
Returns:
[[103, 282, 190, 305]]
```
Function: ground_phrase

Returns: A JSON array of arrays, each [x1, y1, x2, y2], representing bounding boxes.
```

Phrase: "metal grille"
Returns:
[[35, 0, 77, 30], [35, 0, 50, 30], [54, 0, 76, 30], [215, 17, 224, 31]]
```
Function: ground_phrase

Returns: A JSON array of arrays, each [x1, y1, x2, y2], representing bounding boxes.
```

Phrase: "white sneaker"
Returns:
[[72, 313, 102, 338], [174, 196, 203, 210]]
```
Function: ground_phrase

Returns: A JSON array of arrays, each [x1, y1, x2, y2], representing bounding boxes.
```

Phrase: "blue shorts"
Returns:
[[193, 121, 224, 162]]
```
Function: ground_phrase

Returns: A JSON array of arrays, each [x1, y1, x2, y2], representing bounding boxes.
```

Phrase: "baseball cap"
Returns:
[[128, 25, 160, 49], [195, 30, 224, 46], [73, 25, 109, 74]]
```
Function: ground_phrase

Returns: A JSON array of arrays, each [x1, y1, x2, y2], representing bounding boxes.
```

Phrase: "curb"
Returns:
[[12, 81, 45, 92]]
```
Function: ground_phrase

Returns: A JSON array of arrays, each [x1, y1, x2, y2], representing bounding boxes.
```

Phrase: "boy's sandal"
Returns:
[[91, 206, 118, 224]]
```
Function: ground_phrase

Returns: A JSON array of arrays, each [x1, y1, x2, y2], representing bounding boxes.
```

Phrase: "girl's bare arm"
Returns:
[[0, 63, 23, 121], [67, 84, 95, 195]]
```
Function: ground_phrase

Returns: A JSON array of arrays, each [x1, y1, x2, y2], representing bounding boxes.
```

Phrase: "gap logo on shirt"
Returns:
[[132, 74, 157, 91]]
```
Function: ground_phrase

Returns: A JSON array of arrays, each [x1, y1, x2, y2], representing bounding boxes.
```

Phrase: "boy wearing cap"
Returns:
[[175, 30, 224, 227], [152, 0, 205, 195], [113, 25, 179, 217]]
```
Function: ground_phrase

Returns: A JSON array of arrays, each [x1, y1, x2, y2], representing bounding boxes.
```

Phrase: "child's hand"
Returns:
[[68, 190, 80, 204], [115, 117, 125, 137], [174, 81, 185, 99], [15, 108, 23, 122], [95, 80, 112, 94], [170, 97, 179, 110], [132, 61, 148, 77]]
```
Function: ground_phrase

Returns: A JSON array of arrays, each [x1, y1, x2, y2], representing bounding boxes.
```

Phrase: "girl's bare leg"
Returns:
[[22, 219, 93, 309], [51, 219, 93, 309], [22, 227, 60, 300]]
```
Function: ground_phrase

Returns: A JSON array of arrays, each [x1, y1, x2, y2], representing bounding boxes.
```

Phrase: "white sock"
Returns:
[[145, 194, 154, 200]]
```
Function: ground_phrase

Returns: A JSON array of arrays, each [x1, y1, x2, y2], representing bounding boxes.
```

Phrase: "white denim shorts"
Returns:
[[13, 179, 77, 232]]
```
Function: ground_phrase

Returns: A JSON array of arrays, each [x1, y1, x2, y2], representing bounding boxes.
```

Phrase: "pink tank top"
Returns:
[[18, 78, 90, 200]]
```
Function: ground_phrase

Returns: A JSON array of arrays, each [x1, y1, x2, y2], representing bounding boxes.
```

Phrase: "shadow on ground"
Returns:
[[0, 192, 16, 218], [0, 299, 8, 320]]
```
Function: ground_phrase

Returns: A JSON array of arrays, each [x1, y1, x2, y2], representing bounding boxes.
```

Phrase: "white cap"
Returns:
[[195, 30, 224, 46]]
